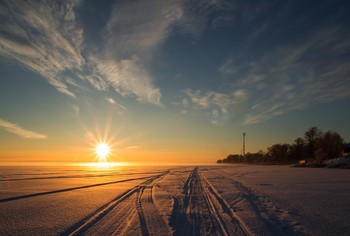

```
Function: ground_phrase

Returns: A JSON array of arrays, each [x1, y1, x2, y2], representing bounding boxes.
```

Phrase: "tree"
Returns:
[[290, 137, 306, 162], [316, 131, 344, 161], [304, 127, 322, 160], [267, 143, 291, 163], [217, 126, 347, 165]]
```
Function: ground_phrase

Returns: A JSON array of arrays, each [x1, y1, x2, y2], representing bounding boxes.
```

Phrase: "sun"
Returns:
[[95, 143, 110, 161]]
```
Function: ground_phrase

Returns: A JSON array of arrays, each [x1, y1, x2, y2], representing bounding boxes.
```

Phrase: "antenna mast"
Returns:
[[243, 132, 246, 156]]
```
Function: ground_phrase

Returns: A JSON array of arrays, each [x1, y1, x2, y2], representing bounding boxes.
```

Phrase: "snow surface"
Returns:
[[324, 157, 350, 168], [0, 165, 349, 235]]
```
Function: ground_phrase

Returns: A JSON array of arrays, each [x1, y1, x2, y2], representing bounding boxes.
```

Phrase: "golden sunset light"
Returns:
[[95, 143, 110, 162], [0, 0, 350, 235]]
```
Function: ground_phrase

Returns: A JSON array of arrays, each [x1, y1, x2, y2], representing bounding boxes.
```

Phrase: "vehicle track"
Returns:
[[179, 167, 248, 236], [65, 167, 253, 235], [136, 176, 172, 235], [0, 167, 307, 235], [0, 176, 152, 203], [67, 170, 171, 236]]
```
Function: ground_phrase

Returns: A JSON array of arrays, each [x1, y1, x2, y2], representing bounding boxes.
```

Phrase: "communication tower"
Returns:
[[243, 132, 246, 156]]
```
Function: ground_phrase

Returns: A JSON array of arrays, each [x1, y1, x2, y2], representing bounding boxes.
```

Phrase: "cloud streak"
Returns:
[[219, 24, 350, 125], [183, 89, 247, 124], [2, 0, 348, 127], [93, 57, 162, 106], [179, 1, 350, 126], [0, 118, 47, 139], [0, 0, 241, 107], [104, 0, 183, 59], [0, 0, 83, 97], [81, 0, 184, 106], [0, 0, 179, 106]]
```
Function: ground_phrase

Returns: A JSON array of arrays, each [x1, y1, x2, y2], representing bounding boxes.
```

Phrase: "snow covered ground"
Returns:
[[0, 164, 349, 235]]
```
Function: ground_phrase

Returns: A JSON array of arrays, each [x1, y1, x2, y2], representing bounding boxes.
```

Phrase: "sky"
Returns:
[[0, 0, 350, 164]]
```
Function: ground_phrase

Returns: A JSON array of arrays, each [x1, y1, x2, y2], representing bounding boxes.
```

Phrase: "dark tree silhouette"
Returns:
[[266, 144, 291, 164], [290, 138, 306, 162], [315, 131, 344, 161], [304, 127, 322, 160], [217, 127, 347, 166]]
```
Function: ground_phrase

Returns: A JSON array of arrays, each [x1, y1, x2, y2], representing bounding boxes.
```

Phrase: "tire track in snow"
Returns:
[[199, 171, 252, 236], [178, 167, 248, 236], [0, 176, 152, 203], [67, 170, 171, 236], [66, 183, 141, 235], [136, 176, 172, 236], [4, 171, 165, 181]]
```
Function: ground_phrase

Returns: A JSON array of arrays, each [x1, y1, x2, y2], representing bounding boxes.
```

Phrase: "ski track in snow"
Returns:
[[0, 166, 308, 235]]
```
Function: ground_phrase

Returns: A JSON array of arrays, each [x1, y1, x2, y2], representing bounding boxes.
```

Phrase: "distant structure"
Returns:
[[242, 132, 246, 156]]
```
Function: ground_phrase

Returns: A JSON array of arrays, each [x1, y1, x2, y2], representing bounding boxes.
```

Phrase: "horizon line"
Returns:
[[0, 161, 219, 167]]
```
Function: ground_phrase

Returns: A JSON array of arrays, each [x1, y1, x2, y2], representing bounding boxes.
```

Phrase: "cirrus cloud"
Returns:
[[0, 0, 170, 106], [219, 24, 350, 125], [183, 89, 248, 124], [0, 118, 47, 139]]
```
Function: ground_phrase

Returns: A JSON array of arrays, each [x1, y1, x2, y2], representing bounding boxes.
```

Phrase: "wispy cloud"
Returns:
[[219, 23, 350, 125], [104, 0, 183, 59], [183, 89, 247, 124], [91, 0, 235, 106], [91, 0, 211, 106], [0, 118, 47, 139], [0, 0, 174, 106], [0, 0, 241, 108], [106, 97, 127, 113], [0, 0, 83, 97], [195, 1, 350, 126], [106, 97, 116, 104], [93, 57, 162, 106]]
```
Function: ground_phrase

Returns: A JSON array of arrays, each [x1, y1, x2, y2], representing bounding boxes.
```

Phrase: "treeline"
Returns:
[[217, 127, 349, 165]]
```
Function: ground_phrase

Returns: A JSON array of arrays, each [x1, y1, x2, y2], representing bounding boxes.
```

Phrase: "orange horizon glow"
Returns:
[[0, 161, 218, 167]]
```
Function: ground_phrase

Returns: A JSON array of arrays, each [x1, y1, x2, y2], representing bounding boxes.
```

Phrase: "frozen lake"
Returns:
[[0, 164, 349, 235]]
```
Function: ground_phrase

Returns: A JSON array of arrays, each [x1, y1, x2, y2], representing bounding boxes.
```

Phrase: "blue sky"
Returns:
[[0, 0, 349, 163]]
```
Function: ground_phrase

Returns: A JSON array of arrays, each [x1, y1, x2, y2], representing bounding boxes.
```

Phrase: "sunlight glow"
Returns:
[[95, 143, 110, 161], [79, 162, 130, 167], [86, 161, 119, 168]]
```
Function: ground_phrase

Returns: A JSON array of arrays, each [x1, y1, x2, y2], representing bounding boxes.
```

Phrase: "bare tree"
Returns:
[[316, 131, 344, 160], [304, 127, 322, 159], [267, 143, 291, 163], [290, 137, 306, 162]]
